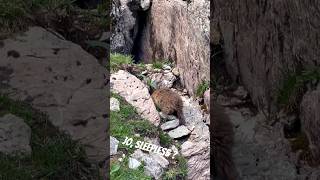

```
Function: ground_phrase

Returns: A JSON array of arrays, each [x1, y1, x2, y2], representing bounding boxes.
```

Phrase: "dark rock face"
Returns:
[[212, 0, 320, 114], [111, 0, 151, 55], [300, 89, 320, 163]]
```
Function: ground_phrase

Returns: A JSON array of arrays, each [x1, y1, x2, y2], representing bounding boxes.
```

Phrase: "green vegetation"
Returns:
[[152, 59, 171, 69], [110, 53, 133, 72], [162, 155, 188, 180], [0, 94, 100, 179], [110, 93, 188, 179], [196, 80, 209, 97], [277, 67, 320, 111], [159, 131, 173, 148], [111, 158, 151, 180]]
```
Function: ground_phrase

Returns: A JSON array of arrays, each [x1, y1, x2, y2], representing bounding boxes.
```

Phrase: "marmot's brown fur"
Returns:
[[151, 88, 185, 125], [212, 104, 239, 180]]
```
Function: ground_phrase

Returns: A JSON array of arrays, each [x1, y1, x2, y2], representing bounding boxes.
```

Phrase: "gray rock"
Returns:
[[128, 157, 141, 169], [149, 72, 177, 89], [111, 70, 161, 126], [110, 136, 119, 156], [0, 27, 108, 163], [233, 86, 248, 99], [300, 90, 320, 161], [0, 114, 31, 155], [160, 119, 180, 131], [168, 125, 191, 139], [162, 64, 172, 71], [140, 0, 151, 10], [110, 97, 120, 112], [172, 67, 180, 76]]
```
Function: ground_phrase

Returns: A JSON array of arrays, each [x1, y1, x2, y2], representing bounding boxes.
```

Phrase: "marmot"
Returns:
[[212, 104, 239, 180], [151, 88, 185, 125]]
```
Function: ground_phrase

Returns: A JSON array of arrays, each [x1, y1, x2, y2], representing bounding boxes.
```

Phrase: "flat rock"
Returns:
[[168, 125, 190, 139], [0, 114, 31, 155], [149, 72, 176, 88], [160, 119, 180, 131], [110, 97, 120, 112], [111, 70, 160, 126], [0, 27, 108, 163]]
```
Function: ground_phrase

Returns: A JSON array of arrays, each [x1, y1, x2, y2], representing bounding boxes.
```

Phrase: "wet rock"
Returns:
[[111, 70, 161, 126], [110, 136, 119, 156], [160, 119, 180, 131], [168, 125, 191, 139], [0, 114, 31, 155], [110, 97, 120, 112], [0, 27, 108, 163], [128, 157, 141, 169]]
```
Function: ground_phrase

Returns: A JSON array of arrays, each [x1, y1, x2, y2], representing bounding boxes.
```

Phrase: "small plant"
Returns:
[[162, 155, 188, 179], [110, 53, 133, 71], [159, 131, 173, 148], [110, 158, 151, 180], [277, 67, 320, 112], [152, 61, 164, 69], [196, 80, 209, 97]]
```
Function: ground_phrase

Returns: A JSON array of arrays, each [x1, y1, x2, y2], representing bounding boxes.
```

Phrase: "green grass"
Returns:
[[0, 94, 100, 179], [277, 67, 320, 112], [196, 80, 209, 97], [159, 131, 173, 148], [152, 61, 164, 69], [110, 158, 151, 180], [110, 53, 133, 72], [162, 155, 188, 180]]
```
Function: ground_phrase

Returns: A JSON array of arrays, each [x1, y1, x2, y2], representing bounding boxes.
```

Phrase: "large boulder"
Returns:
[[110, 70, 161, 126], [0, 27, 108, 163], [212, 0, 320, 113], [139, 0, 210, 96]]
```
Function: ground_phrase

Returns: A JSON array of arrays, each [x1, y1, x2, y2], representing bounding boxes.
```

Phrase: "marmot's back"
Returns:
[[151, 88, 185, 125]]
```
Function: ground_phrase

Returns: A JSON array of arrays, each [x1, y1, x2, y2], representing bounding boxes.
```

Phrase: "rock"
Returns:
[[216, 95, 244, 106], [172, 67, 180, 76], [233, 86, 248, 99], [0, 27, 108, 163], [110, 97, 120, 112], [0, 114, 31, 155], [212, 0, 320, 114], [181, 141, 210, 180], [160, 119, 180, 131], [162, 64, 172, 71], [131, 150, 169, 179], [99, 32, 110, 42], [139, 0, 210, 96], [300, 90, 320, 161], [168, 125, 190, 139], [110, 136, 119, 156], [128, 157, 141, 169], [111, 0, 151, 54], [149, 72, 177, 89], [111, 70, 161, 126], [140, 0, 151, 10], [203, 89, 210, 111]]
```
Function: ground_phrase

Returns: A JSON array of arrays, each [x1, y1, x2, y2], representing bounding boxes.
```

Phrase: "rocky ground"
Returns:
[[215, 85, 320, 180], [110, 61, 210, 179]]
